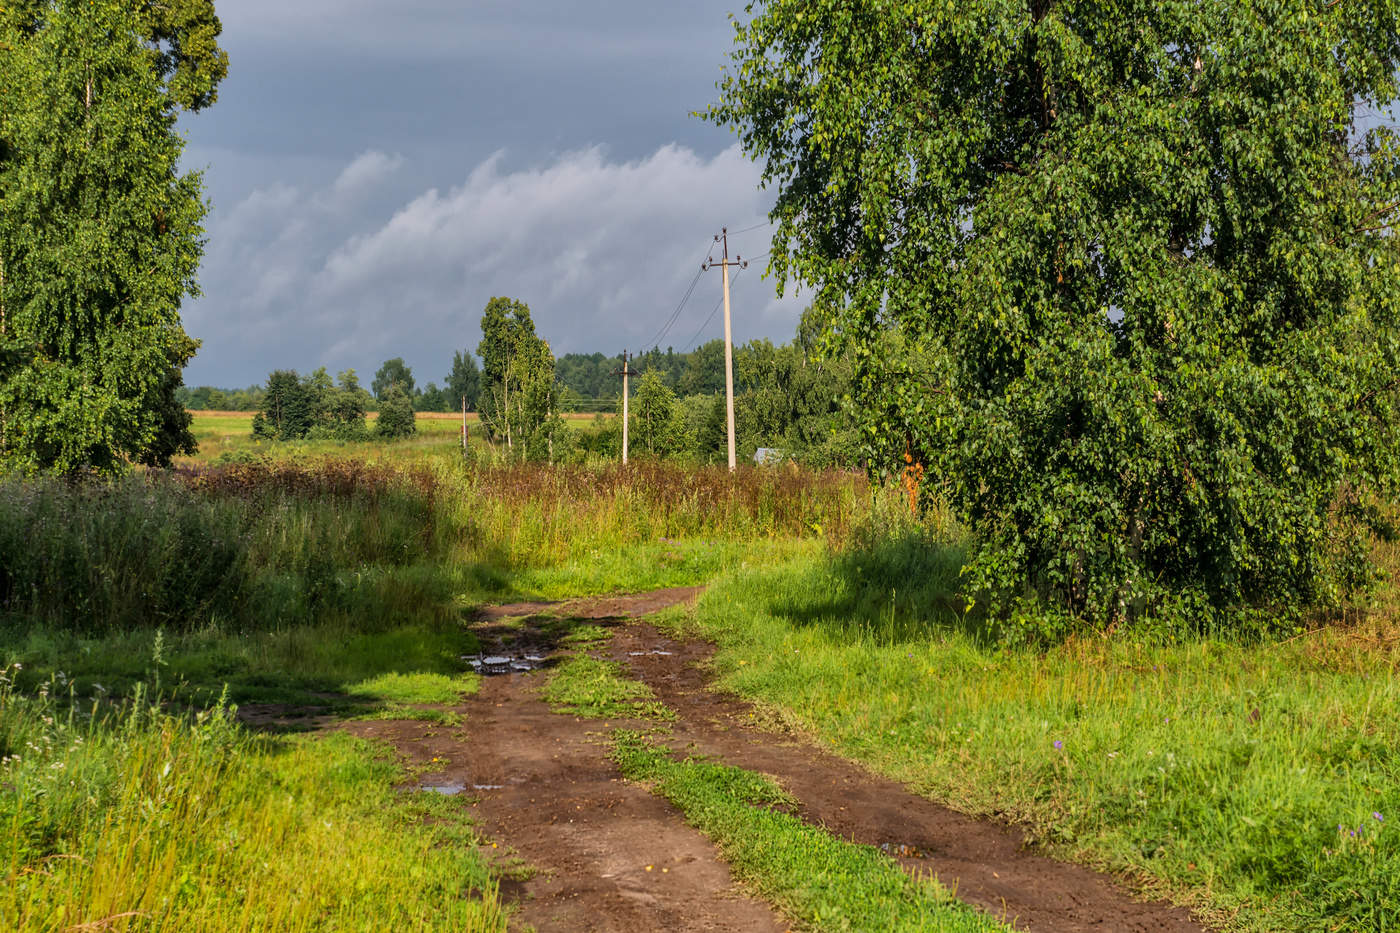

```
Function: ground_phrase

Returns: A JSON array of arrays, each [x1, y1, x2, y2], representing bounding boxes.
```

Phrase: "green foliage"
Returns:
[[376, 384, 418, 439], [631, 369, 687, 457], [477, 296, 561, 459], [710, 0, 1400, 627], [371, 357, 416, 401], [445, 349, 481, 412], [251, 368, 368, 441], [0, 0, 221, 472]]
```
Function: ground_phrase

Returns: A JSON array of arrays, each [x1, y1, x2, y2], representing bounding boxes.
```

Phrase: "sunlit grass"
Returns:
[[0, 672, 507, 932], [612, 729, 1009, 932], [667, 538, 1400, 932], [542, 654, 675, 722]]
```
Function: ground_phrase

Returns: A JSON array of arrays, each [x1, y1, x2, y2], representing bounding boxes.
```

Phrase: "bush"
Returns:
[[376, 387, 417, 439]]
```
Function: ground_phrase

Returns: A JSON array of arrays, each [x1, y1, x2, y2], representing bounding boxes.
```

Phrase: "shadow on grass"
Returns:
[[767, 526, 998, 646]]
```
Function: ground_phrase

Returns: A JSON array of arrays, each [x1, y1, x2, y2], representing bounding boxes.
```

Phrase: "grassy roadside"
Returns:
[[611, 730, 1010, 932], [0, 671, 506, 931], [0, 453, 864, 929], [663, 537, 1400, 932]]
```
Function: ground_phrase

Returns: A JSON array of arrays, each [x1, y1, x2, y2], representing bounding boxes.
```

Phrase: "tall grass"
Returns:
[[666, 513, 1400, 932], [0, 459, 866, 638], [0, 666, 507, 932]]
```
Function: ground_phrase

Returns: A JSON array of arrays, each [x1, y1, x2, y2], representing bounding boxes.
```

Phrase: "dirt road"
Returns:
[[347, 589, 1206, 933]]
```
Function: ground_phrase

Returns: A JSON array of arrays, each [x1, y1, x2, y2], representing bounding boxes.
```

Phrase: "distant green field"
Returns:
[[181, 409, 608, 466]]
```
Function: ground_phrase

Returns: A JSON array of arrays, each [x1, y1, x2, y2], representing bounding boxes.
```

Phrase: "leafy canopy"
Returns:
[[0, 0, 227, 472], [709, 0, 1400, 627]]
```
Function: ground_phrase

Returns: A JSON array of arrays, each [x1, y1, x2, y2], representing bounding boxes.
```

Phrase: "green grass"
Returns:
[[611, 730, 1009, 932], [664, 537, 1400, 932], [541, 654, 675, 722], [0, 672, 507, 932], [345, 670, 479, 705]]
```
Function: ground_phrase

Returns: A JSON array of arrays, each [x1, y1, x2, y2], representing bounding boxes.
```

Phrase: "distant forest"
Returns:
[[180, 339, 773, 414]]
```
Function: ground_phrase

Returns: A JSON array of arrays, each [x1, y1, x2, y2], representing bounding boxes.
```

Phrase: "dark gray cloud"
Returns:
[[177, 3, 789, 387]]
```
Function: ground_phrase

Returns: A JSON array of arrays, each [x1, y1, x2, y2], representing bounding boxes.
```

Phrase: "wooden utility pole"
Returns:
[[703, 230, 747, 471], [614, 350, 632, 465], [461, 395, 468, 453]]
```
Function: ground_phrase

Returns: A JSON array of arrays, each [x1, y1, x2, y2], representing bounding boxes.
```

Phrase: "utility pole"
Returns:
[[703, 229, 747, 471], [461, 395, 468, 453], [614, 350, 632, 465]]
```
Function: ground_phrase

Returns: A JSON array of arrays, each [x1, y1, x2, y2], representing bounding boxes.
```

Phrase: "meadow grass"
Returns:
[[0, 447, 865, 929], [541, 654, 675, 722], [611, 729, 1009, 932], [0, 668, 507, 932], [664, 523, 1400, 932]]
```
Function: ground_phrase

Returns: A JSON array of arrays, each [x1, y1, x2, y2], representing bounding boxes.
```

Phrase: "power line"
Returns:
[[728, 220, 773, 236], [641, 238, 717, 352], [641, 266, 703, 351], [683, 267, 745, 352]]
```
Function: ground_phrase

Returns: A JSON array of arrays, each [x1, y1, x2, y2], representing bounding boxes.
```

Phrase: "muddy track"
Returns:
[[350, 587, 787, 933], [349, 588, 1207, 932], [608, 621, 1205, 933]]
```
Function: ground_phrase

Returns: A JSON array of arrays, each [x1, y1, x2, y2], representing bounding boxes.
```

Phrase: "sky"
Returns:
[[178, 1, 797, 389]]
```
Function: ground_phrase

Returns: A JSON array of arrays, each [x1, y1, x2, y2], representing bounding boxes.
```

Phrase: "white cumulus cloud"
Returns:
[[184, 144, 799, 387]]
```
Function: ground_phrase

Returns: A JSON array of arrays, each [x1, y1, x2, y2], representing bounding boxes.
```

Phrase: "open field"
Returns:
[[182, 409, 611, 467], [2, 434, 1397, 931]]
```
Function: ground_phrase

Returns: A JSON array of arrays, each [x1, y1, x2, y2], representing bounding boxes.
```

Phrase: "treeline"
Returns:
[[177, 351, 480, 414], [574, 338, 858, 468], [208, 297, 858, 465]]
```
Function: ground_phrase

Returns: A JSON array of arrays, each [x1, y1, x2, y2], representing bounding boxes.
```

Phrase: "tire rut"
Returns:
[[609, 621, 1208, 933]]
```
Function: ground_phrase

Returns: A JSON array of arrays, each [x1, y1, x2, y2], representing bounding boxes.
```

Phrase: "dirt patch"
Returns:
[[608, 622, 1206, 933], [347, 675, 788, 933], [347, 586, 785, 932]]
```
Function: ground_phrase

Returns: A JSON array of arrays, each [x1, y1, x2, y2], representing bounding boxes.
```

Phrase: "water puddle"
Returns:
[[473, 783, 504, 791], [627, 649, 674, 657], [423, 782, 466, 796], [464, 653, 550, 675], [879, 842, 926, 859]]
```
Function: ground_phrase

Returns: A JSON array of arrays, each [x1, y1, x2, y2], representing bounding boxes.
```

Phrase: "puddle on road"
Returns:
[[627, 649, 674, 657], [879, 842, 926, 859], [464, 653, 550, 675], [424, 782, 466, 796]]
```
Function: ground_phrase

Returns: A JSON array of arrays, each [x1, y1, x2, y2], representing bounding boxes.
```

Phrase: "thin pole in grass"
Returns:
[[614, 350, 632, 465], [703, 229, 748, 471]]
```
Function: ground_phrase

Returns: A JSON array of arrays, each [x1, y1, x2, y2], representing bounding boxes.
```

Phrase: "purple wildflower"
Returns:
[[1053, 740, 1064, 750], [1375, 812, 1384, 823]]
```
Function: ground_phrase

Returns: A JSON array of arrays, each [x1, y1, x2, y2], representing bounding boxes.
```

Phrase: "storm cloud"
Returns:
[[178, 2, 789, 387]]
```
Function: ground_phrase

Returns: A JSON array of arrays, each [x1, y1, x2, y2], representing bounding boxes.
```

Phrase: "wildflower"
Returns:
[[1374, 812, 1384, 823], [1053, 740, 1063, 750]]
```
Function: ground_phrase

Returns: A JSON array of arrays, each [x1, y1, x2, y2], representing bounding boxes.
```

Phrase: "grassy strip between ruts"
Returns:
[[1, 677, 506, 932], [663, 546, 1400, 932], [611, 730, 1010, 933], [541, 652, 675, 722]]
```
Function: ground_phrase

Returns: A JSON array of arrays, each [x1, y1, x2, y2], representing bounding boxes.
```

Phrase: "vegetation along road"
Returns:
[[3, 419, 1396, 930]]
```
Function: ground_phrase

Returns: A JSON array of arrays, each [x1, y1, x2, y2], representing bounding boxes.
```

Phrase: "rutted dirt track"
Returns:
[[348, 588, 1207, 933]]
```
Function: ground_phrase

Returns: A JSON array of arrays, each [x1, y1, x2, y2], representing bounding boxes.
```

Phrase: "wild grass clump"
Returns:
[[451, 459, 866, 566], [0, 464, 446, 635], [0, 666, 507, 931]]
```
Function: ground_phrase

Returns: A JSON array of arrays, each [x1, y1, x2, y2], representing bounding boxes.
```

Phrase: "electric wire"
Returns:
[[639, 238, 719, 353], [682, 267, 745, 353]]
